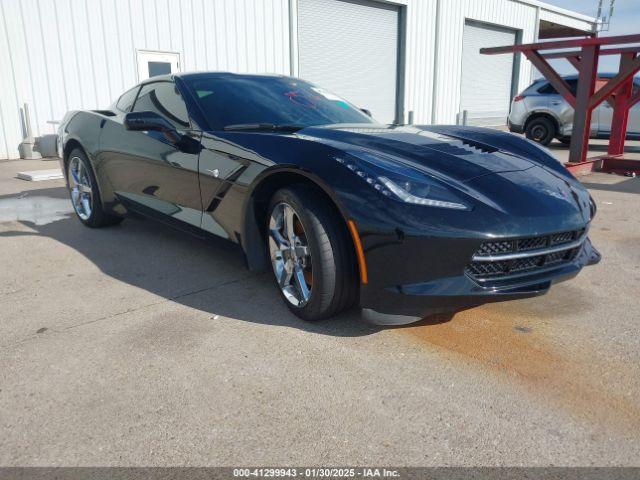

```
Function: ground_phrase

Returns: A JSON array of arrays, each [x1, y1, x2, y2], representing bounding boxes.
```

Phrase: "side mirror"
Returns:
[[360, 108, 372, 117], [124, 111, 181, 143]]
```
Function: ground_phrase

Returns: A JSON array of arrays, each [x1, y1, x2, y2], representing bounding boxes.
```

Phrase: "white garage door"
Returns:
[[460, 21, 517, 126], [297, 0, 400, 124]]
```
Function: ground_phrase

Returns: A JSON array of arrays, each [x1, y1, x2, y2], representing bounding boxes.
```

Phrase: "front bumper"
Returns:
[[359, 237, 601, 318]]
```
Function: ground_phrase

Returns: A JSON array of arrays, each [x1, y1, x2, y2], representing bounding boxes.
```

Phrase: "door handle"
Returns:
[[206, 168, 220, 178]]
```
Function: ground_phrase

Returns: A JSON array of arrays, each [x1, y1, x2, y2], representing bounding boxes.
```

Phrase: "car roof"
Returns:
[[534, 73, 640, 85], [138, 73, 174, 85], [136, 71, 293, 88], [176, 71, 289, 81]]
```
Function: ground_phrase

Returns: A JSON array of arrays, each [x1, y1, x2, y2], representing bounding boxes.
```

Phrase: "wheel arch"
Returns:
[[62, 138, 86, 170], [241, 168, 358, 277], [62, 138, 108, 210]]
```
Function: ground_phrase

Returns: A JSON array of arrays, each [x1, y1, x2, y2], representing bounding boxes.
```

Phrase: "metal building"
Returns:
[[0, 0, 596, 159]]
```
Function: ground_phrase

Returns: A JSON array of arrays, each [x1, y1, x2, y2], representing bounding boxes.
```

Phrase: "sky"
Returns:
[[543, 0, 639, 74]]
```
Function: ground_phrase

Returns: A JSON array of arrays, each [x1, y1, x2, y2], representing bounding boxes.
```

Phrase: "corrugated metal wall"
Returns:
[[403, 0, 438, 125], [404, 0, 538, 125], [0, 0, 291, 159], [0, 0, 593, 159]]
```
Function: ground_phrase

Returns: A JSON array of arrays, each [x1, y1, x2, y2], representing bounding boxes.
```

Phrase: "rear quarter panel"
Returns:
[[59, 111, 115, 214]]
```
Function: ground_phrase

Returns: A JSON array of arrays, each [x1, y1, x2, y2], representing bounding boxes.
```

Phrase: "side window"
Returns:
[[537, 82, 557, 95], [538, 80, 578, 96], [116, 86, 139, 112], [132, 81, 190, 129]]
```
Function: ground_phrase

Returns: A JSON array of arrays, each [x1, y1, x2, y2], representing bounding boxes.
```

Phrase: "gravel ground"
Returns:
[[0, 151, 639, 466]]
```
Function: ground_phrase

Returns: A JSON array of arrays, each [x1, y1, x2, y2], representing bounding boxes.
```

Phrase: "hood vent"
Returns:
[[458, 138, 498, 154], [420, 130, 500, 153], [417, 129, 499, 154], [427, 139, 496, 156]]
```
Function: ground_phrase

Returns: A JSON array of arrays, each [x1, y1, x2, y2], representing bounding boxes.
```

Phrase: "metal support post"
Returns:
[[569, 45, 599, 164]]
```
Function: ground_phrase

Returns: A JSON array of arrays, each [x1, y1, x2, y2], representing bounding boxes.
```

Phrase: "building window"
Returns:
[[136, 50, 181, 82]]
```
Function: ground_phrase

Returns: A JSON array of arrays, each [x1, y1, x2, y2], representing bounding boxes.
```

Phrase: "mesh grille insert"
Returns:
[[551, 231, 574, 245], [475, 229, 582, 257], [476, 241, 513, 256], [467, 230, 584, 281], [518, 236, 548, 251]]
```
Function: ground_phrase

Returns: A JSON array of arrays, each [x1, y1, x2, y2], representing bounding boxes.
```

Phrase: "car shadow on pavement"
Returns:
[[1, 187, 455, 337], [581, 177, 640, 194], [547, 141, 640, 154]]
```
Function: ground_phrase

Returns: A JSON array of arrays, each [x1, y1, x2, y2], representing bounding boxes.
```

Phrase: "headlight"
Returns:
[[377, 176, 467, 209], [335, 152, 471, 210]]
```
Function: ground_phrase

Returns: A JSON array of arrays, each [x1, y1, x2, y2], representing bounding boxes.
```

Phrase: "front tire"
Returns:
[[66, 148, 123, 228], [525, 117, 556, 146], [267, 186, 357, 321]]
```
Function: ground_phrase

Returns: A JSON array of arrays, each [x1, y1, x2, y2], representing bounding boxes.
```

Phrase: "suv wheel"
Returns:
[[525, 117, 556, 146]]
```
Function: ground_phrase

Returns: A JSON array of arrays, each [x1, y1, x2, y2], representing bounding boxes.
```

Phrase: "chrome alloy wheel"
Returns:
[[268, 202, 313, 307], [68, 156, 93, 221]]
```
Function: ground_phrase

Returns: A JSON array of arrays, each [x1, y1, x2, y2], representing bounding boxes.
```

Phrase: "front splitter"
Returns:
[[361, 308, 422, 326]]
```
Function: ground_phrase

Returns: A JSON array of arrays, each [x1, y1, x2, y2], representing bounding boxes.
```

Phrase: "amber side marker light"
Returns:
[[347, 219, 368, 285]]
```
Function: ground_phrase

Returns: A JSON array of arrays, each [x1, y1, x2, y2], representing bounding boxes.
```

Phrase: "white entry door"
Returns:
[[136, 50, 180, 81]]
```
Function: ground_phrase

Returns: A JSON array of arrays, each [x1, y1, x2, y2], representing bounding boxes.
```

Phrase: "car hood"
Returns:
[[297, 124, 538, 183]]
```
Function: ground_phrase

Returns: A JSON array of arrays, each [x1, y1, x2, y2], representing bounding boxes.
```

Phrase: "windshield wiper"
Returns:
[[223, 123, 304, 132]]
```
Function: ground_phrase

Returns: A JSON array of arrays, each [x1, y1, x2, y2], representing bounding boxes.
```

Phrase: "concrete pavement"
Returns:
[[0, 150, 639, 466]]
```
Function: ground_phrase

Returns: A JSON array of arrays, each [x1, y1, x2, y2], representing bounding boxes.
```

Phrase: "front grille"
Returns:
[[466, 229, 585, 281], [466, 248, 580, 279]]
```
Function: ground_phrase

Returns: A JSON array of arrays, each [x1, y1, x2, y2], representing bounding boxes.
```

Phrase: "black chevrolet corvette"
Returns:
[[58, 72, 600, 322]]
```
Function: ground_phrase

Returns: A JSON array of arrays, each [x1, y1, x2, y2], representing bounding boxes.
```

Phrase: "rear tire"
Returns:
[[267, 186, 357, 321], [525, 117, 556, 146], [66, 148, 123, 228], [558, 136, 571, 145]]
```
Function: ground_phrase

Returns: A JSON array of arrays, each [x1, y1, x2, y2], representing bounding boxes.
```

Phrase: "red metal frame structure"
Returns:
[[481, 34, 640, 175]]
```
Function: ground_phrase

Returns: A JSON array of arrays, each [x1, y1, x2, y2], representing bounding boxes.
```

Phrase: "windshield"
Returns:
[[184, 75, 375, 130]]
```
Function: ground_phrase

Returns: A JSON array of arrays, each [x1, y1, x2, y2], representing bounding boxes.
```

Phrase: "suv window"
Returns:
[[537, 79, 578, 96], [537, 82, 557, 95], [116, 87, 139, 112], [132, 81, 190, 129]]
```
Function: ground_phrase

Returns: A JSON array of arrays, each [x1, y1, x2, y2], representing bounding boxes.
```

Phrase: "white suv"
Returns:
[[508, 74, 640, 146]]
